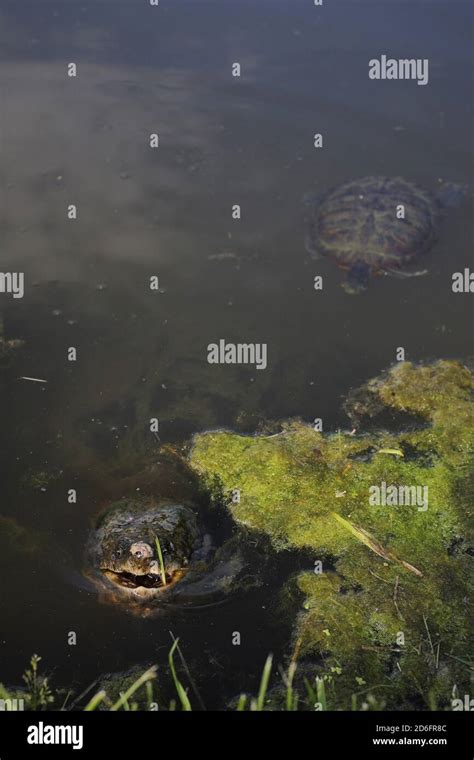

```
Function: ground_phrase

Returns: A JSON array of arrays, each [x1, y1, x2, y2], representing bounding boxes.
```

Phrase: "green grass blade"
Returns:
[[316, 677, 327, 710], [84, 690, 107, 711], [110, 666, 157, 711], [145, 681, 154, 710], [256, 655, 273, 711], [168, 639, 192, 711], [303, 676, 316, 706], [169, 632, 206, 711], [153, 534, 167, 587], [377, 448, 404, 457], [285, 661, 297, 712], [332, 512, 422, 577]]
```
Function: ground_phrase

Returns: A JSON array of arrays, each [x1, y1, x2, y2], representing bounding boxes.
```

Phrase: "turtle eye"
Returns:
[[116, 548, 123, 557]]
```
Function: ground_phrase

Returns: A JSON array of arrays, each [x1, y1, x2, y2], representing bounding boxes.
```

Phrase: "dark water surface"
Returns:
[[0, 1, 472, 707]]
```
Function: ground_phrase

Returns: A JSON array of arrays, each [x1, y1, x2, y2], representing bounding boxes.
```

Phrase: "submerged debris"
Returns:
[[0, 314, 24, 364]]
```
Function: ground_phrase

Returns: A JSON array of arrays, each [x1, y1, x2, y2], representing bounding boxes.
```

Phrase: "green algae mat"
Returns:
[[189, 361, 474, 710]]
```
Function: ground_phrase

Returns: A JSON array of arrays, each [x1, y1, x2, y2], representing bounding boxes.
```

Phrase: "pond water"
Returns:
[[0, 0, 472, 708]]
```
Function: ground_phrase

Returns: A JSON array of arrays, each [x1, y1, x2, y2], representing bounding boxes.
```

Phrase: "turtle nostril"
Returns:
[[130, 542, 153, 560]]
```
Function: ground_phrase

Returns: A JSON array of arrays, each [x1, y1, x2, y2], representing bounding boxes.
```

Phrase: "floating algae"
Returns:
[[189, 361, 473, 709]]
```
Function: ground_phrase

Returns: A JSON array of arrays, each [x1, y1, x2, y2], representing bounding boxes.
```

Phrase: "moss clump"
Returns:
[[20, 469, 61, 492], [94, 665, 163, 711], [189, 361, 473, 710], [345, 360, 473, 466], [0, 655, 55, 711]]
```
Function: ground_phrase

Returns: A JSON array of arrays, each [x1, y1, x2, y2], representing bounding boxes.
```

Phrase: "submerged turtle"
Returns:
[[84, 496, 256, 615], [305, 176, 464, 293]]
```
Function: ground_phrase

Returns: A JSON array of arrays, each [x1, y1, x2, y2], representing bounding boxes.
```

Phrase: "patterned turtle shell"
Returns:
[[308, 176, 440, 291]]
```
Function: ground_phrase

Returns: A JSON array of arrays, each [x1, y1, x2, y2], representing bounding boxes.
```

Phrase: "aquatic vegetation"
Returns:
[[3, 637, 470, 713], [168, 639, 192, 712], [22, 655, 55, 711], [3, 362, 471, 711], [189, 361, 474, 709], [154, 533, 168, 587], [84, 665, 158, 712], [254, 654, 273, 711], [20, 469, 61, 493], [0, 655, 54, 711]]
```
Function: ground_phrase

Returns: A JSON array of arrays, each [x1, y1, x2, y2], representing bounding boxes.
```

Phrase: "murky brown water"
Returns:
[[0, 0, 472, 708]]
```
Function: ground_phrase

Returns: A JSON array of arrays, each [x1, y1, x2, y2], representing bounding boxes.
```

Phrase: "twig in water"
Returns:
[[68, 679, 99, 710], [368, 569, 391, 584], [445, 653, 473, 671], [332, 512, 423, 577], [393, 575, 405, 621], [423, 615, 436, 665], [60, 690, 73, 710]]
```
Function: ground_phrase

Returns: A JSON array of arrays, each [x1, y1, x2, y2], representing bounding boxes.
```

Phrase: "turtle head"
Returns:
[[90, 501, 200, 601], [342, 262, 370, 294], [99, 535, 182, 594]]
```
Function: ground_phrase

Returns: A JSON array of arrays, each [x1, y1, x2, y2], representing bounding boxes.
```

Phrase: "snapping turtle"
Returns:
[[84, 496, 255, 615], [305, 176, 464, 293]]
